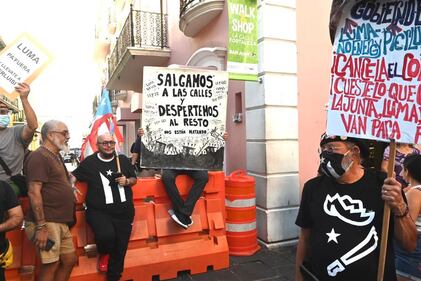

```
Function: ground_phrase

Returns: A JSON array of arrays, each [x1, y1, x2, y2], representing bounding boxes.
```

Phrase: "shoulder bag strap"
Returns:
[[0, 155, 12, 176]]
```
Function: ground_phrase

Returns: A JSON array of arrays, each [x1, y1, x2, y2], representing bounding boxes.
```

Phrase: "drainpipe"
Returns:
[[160, 0, 164, 48], [130, 4, 135, 47]]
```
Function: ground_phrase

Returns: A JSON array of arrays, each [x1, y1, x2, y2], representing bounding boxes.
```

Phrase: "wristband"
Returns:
[[395, 204, 409, 218], [36, 223, 47, 230]]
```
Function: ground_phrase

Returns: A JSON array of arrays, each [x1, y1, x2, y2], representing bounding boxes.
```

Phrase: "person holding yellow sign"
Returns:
[[0, 82, 38, 196]]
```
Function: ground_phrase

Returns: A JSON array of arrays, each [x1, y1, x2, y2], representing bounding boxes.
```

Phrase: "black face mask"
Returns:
[[318, 150, 352, 179]]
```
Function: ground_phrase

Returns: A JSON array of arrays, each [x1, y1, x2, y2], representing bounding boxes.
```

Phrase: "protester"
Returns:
[[0, 180, 23, 281], [163, 169, 208, 228], [161, 132, 228, 229], [395, 154, 421, 281], [71, 133, 136, 281], [295, 133, 416, 281], [130, 128, 142, 173], [381, 143, 420, 189], [25, 120, 76, 281], [139, 129, 227, 229], [329, 0, 347, 44], [132, 128, 160, 178], [0, 83, 38, 195]]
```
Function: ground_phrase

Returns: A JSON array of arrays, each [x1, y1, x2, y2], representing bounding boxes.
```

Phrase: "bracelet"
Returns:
[[395, 204, 409, 218]]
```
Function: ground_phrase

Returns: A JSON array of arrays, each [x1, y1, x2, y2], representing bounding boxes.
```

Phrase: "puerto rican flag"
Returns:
[[80, 89, 123, 160]]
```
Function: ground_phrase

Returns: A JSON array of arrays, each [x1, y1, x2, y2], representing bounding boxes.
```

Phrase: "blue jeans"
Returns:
[[395, 235, 421, 279]]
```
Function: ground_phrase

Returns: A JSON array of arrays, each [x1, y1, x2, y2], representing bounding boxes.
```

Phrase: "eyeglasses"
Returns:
[[98, 141, 116, 146], [319, 144, 354, 154], [51, 130, 70, 137]]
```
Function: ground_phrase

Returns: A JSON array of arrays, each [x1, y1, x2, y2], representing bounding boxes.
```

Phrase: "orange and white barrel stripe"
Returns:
[[225, 170, 260, 256]]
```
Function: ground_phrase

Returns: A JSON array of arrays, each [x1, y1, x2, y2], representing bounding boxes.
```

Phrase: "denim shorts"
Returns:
[[395, 235, 421, 280]]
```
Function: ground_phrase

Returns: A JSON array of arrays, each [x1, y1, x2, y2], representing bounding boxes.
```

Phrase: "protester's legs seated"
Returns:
[[182, 170, 208, 216], [162, 169, 186, 219], [162, 169, 208, 228]]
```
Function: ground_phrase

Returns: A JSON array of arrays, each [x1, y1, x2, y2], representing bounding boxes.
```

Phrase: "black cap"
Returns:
[[320, 133, 369, 159]]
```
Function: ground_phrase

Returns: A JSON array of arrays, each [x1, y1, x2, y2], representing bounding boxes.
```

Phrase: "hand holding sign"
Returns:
[[0, 33, 52, 100], [14, 82, 30, 100]]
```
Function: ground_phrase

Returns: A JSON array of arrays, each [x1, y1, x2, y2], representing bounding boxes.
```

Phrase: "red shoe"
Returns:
[[97, 254, 109, 272]]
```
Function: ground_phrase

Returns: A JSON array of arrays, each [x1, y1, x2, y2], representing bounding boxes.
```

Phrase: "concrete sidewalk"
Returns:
[[165, 245, 297, 281]]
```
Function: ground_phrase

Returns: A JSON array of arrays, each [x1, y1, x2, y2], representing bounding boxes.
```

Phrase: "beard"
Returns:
[[52, 136, 69, 154], [100, 151, 115, 159]]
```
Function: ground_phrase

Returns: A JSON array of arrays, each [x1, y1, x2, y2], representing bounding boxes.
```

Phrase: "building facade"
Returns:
[[95, 0, 333, 247]]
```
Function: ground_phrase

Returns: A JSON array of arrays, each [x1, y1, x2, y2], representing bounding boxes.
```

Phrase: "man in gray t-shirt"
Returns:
[[0, 83, 38, 185]]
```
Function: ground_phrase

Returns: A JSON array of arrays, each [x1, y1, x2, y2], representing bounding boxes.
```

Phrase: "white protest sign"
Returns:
[[141, 66, 228, 170], [0, 33, 53, 100], [327, 0, 421, 144]]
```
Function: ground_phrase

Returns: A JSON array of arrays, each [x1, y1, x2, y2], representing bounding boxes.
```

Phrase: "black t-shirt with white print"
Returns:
[[0, 181, 19, 249], [73, 152, 135, 215], [296, 170, 397, 281]]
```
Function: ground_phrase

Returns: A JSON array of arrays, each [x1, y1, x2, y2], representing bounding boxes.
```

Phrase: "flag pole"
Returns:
[[115, 143, 121, 173], [377, 139, 396, 281]]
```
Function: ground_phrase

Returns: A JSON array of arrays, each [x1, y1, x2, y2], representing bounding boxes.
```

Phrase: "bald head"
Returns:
[[97, 133, 114, 143]]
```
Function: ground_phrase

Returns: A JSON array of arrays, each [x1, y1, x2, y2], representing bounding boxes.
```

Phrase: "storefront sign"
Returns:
[[227, 0, 258, 81]]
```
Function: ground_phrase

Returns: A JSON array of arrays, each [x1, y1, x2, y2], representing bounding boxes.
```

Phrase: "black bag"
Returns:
[[0, 156, 28, 197], [10, 174, 28, 197]]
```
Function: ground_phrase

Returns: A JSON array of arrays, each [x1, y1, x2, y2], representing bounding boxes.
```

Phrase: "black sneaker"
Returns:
[[185, 216, 193, 227], [168, 209, 188, 229]]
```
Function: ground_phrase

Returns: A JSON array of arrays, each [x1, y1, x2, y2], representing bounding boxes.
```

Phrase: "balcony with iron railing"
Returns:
[[179, 0, 225, 37], [107, 6, 171, 93], [1, 95, 19, 112]]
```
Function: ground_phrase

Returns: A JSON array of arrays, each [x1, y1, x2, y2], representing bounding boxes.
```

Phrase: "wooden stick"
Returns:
[[377, 140, 396, 281], [115, 150, 121, 173]]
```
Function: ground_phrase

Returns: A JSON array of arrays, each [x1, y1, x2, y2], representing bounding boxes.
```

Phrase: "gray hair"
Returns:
[[41, 120, 63, 140]]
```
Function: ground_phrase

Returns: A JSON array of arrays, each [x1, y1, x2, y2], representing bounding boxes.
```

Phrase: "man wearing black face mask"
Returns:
[[294, 133, 417, 281]]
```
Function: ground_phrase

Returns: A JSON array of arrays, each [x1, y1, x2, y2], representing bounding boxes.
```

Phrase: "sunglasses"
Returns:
[[51, 130, 70, 137], [98, 141, 116, 146]]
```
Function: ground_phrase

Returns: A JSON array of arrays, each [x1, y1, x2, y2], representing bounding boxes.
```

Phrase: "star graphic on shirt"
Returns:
[[320, 156, 325, 164], [106, 170, 113, 176], [326, 228, 341, 244]]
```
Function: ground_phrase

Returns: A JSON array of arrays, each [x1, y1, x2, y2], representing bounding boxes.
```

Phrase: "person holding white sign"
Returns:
[[295, 134, 416, 281], [0, 82, 38, 196]]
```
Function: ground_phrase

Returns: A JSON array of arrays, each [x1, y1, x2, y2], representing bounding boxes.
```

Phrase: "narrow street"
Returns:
[[166, 245, 296, 281]]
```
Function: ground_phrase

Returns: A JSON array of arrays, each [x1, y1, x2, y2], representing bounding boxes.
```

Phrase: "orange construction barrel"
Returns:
[[225, 170, 260, 256]]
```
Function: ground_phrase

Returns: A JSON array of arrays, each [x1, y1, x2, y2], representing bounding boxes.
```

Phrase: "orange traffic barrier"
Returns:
[[5, 197, 36, 281], [225, 170, 260, 256], [68, 172, 229, 281]]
